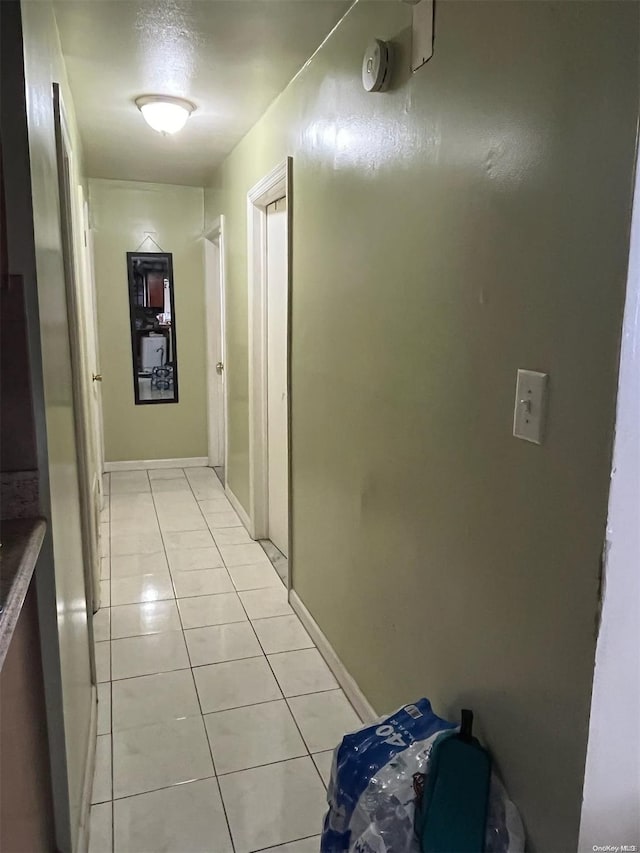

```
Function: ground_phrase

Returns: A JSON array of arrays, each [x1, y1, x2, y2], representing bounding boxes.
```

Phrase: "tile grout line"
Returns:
[[111, 577, 269, 604], [104, 672, 343, 708], [108, 578, 290, 609], [109, 605, 309, 628], [181, 468, 238, 853], [233, 585, 320, 769], [254, 833, 321, 852], [110, 475, 205, 772], [108, 470, 148, 849], [109, 775, 217, 805], [96, 762, 327, 803], [213, 752, 316, 781], [182, 470, 325, 846], [186, 471, 337, 794], [102, 662, 345, 691], [210, 563, 330, 837], [217, 519, 341, 786], [157, 470, 223, 599], [109, 473, 114, 853]]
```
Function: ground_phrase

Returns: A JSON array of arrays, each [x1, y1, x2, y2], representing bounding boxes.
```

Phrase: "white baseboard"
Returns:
[[289, 590, 378, 725], [77, 684, 98, 853], [225, 486, 253, 533], [104, 457, 208, 472]]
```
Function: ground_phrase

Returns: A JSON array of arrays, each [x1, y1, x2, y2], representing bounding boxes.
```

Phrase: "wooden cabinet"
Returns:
[[0, 580, 55, 852]]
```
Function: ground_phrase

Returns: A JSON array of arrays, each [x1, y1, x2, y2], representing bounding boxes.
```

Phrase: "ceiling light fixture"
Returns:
[[135, 95, 195, 135]]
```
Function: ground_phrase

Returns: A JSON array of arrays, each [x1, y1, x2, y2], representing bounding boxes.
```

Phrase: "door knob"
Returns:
[[92, 373, 103, 382], [216, 362, 224, 375]]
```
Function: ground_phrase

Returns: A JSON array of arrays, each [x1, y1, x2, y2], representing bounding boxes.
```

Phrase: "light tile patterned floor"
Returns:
[[89, 467, 360, 853]]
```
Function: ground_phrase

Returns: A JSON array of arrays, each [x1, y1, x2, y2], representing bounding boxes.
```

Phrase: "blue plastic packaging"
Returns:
[[320, 698, 525, 853]]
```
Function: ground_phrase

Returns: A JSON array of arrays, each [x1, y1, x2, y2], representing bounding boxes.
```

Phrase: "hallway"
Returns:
[[3, 0, 639, 848], [91, 466, 359, 852]]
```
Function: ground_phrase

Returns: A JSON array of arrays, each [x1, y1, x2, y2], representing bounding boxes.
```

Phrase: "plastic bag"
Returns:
[[320, 698, 525, 853]]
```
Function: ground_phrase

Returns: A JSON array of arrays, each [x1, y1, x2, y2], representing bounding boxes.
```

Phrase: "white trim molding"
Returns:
[[104, 457, 208, 472], [76, 684, 98, 853], [225, 486, 253, 534], [247, 157, 293, 542], [290, 590, 378, 725]]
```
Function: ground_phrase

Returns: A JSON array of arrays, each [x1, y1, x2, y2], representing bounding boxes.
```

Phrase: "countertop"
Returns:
[[0, 518, 46, 670]]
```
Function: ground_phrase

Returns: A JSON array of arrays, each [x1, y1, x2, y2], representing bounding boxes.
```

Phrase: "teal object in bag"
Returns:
[[417, 710, 492, 853]]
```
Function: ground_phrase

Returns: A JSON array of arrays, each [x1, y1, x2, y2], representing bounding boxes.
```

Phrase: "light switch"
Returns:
[[513, 369, 549, 444]]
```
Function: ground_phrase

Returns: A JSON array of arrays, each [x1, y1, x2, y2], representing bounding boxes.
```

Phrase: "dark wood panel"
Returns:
[[0, 580, 55, 852]]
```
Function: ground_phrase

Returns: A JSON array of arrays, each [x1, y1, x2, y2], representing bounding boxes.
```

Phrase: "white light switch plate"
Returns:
[[513, 369, 549, 444]]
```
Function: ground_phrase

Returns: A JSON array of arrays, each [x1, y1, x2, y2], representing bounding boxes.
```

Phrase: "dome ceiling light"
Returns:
[[135, 95, 196, 135]]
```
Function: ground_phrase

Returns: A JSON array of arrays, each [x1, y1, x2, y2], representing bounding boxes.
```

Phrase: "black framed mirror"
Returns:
[[126, 251, 179, 405]]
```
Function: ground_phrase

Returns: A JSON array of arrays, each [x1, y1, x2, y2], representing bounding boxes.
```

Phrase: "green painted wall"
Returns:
[[90, 179, 207, 462], [205, 1, 639, 848]]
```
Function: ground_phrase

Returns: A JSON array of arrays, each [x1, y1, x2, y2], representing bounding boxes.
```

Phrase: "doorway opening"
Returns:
[[204, 216, 228, 485], [247, 158, 292, 587]]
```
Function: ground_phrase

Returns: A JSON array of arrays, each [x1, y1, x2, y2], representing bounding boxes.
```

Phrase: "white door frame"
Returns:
[[204, 216, 228, 476], [247, 157, 292, 550]]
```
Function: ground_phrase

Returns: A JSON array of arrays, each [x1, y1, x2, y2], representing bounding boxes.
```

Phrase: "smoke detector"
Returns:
[[362, 39, 391, 92]]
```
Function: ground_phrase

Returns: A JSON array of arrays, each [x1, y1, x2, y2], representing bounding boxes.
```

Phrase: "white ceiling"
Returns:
[[54, 0, 351, 186]]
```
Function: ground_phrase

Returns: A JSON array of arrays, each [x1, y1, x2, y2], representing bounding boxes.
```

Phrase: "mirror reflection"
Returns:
[[127, 252, 179, 404]]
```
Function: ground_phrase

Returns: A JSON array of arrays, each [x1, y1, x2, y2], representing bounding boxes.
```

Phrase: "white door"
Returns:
[[213, 234, 226, 471], [54, 84, 100, 640], [78, 192, 104, 608], [81, 195, 105, 485], [266, 197, 288, 556], [205, 229, 226, 471]]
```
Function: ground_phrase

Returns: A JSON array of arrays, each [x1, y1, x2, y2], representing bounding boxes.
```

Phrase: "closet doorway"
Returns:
[[247, 158, 292, 579], [265, 196, 288, 556]]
